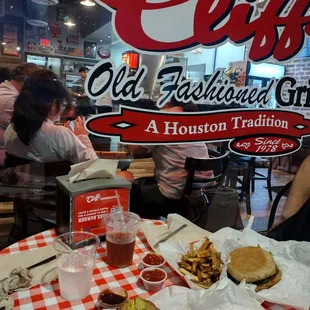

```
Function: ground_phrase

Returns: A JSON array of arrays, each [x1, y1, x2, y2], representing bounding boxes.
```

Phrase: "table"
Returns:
[[127, 158, 155, 179], [0, 220, 295, 310]]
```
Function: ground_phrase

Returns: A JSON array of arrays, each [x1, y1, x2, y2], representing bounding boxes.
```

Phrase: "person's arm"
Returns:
[[71, 83, 79, 98], [272, 155, 310, 229], [127, 145, 151, 158], [55, 117, 98, 163], [0, 97, 15, 129]]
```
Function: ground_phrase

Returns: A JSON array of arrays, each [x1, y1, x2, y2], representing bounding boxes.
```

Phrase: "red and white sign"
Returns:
[[87, 1, 310, 157], [95, 0, 310, 63], [73, 188, 129, 236], [86, 107, 310, 157]]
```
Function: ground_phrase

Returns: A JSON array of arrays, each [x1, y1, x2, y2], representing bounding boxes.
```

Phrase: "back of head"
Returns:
[[0, 67, 11, 83], [11, 63, 38, 82], [11, 69, 71, 146], [165, 96, 198, 112]]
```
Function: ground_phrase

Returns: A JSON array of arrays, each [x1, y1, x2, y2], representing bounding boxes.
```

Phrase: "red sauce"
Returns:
[[143, 254, 165, 266], [142, 269, 166, 282]]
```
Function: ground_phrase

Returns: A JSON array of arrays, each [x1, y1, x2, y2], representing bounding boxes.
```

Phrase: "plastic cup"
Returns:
[[104, 211, 141, 268], [53, 232, 100, 301]]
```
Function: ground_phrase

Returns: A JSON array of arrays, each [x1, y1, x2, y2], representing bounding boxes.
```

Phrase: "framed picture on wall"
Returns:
[[2, 24, 19, 56], [84, 41, 97, 59]]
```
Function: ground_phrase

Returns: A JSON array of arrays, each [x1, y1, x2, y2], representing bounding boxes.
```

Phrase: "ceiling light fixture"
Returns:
[[81, 0, 96, 6], [64, 20, 76, 27]]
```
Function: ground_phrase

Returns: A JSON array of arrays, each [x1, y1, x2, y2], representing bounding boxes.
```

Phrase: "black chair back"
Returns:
[[5, 153, 33, 168], [184, 150, 230, 196], [268, 180, 293, 230], [5, 153, 71, 178]]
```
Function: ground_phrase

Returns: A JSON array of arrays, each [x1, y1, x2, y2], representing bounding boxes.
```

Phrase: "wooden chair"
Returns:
[[0, 202, 14, 240]]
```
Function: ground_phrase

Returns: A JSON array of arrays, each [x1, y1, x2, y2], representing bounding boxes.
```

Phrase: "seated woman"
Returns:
[[128, 98, 212, 219], [4, 69, 98, 164]]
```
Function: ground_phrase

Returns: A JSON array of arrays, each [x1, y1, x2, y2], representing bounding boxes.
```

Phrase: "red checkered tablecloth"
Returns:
[[0, 220, 296, 310]]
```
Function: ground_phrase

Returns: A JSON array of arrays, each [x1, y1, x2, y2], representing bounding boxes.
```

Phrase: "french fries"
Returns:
[[178, 237, 223, 289]]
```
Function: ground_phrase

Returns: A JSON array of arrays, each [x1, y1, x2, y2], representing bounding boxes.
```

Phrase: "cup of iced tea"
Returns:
[[104, 211, 141, 268]]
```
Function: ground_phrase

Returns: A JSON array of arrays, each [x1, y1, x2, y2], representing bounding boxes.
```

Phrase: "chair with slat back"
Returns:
[[184, 151, 234, 229], [184, 150, 230, 196], [267, 180, 293, 231]]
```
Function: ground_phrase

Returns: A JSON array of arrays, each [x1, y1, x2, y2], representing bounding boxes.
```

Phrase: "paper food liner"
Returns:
[[148, 279, 264, 310], [141, 214, 210, 254], [160, 227, 310, 310]]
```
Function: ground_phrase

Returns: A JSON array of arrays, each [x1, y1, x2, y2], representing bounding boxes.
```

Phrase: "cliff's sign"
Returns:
[[86, 0, 310, 157], [95, 0, 310, 63], [86, 107, 310, 157], [86, 60, 310, 109]]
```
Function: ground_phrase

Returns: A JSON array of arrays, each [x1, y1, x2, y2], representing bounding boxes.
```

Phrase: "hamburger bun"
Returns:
[[227, 246, 277, 283], [119, 296, 159, 310]]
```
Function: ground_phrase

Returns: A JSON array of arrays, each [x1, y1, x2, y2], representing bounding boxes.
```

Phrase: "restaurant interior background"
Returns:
[[0, 0, 309, 243]]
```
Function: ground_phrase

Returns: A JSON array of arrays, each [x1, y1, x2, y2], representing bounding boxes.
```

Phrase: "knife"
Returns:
[[154, 224, 188, 248], [27, 255, 57, 271]]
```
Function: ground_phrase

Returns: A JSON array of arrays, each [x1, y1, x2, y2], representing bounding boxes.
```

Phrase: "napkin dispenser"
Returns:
[[55, 175, 132, 241]]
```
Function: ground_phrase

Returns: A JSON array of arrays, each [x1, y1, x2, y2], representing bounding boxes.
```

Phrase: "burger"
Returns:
[[227, 246, 282, 292], [120, 297, 159, 310]]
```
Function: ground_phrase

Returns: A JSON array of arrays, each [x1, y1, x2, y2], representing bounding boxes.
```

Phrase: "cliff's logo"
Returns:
[[86, 194, 101, 203], [95, 0, 310, 63]]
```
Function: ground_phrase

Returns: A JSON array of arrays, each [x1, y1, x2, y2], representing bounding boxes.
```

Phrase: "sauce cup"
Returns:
[[140, 267, 167, 292], [141, 253, 166, 269], [98, 287, 128, 309]]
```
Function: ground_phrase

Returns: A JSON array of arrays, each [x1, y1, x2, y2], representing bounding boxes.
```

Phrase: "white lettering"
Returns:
[[86, 194, 101, 203], [145, 120, 159, 134]]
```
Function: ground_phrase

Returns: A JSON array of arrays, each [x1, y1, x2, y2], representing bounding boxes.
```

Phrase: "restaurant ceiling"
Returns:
[[57, 0, 111, 39]]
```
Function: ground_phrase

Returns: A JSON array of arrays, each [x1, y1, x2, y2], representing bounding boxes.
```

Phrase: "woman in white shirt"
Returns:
[[95, 93, 113, 114], [5, 69, 97, 164]]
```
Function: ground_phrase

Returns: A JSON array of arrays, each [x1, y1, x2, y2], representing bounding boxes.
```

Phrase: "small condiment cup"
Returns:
[[98, 287, 128, 309], [141, 253, 166, 269], [140, 267, 167, 292]]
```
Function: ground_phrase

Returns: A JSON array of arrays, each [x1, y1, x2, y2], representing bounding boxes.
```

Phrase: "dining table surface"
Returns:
[[0, 219, 296, 310]]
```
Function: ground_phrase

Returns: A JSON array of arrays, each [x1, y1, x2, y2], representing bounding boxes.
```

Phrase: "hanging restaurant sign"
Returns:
[[86, 60, 310, 157], [86, 107, 309, 157], [95, 0, 310, 63], [87, 0, 310, 157]]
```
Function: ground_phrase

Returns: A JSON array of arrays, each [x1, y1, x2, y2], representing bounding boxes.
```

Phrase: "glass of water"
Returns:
[[53, 232, 100, 301]]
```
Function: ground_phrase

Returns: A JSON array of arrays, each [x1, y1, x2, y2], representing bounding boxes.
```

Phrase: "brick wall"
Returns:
[[285, 58, 310, 82], [280, 58, 310, 111]]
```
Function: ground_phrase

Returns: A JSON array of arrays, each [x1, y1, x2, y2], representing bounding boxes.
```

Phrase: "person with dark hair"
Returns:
[[127, 98, 212, 219], [4, 69, 98, 163], [0, 63, 38, 130], [0, 67, 11, 84], [71, 67, 96, 116], [0, 63, 38, 166]]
